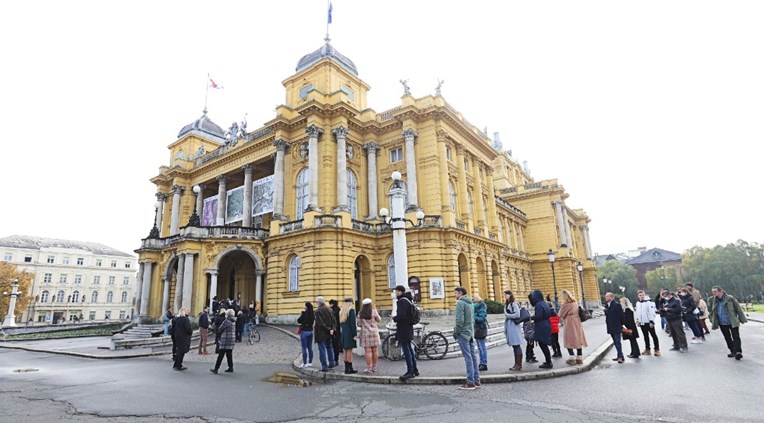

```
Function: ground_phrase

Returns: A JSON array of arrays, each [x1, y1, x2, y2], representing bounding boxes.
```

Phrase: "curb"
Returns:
[[292, 339, 614, 384], [0, 339, 216, 360]]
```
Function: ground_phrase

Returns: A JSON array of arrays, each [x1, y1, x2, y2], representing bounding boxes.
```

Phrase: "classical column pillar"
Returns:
[[155, 193, 167, 231], [139, 262, 153, 317], [273, 139, 289, 220], [582, 225, 593, 259], [437, 137, 451, 225], [135, 263, 144, 315], [243, 165, 253, 227], [181, 253, 195, 312], [161, 276, 170, 314], [333, 126, 349, 211], [208, 269, 218, 314], [565, 220, 573, 250], [174, 254, 185, 311], [472, 161, 485, 232], [456, 146, 469, 223], [195, 185, 204, 222], [554, 200, 567, 247], [520, 226, 527, 251], [170, 185, 185, 235], [306, 124, 323, 211], [363, 142, 380, 220], [485, 167, 498, 233], [216, 175, 227, 225], [403, 128, 419, 210], [255, 271, 263, 314]]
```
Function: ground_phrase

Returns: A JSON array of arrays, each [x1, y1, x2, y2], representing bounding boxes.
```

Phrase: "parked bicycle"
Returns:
[[382, 322, 448, 360], [245, 320, 261, 344]]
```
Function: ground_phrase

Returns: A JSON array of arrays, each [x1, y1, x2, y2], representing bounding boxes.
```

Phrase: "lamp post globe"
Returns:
[[187, 184, 202, 227], [547, 249, 558, 311], [576, 261, 585, 309]]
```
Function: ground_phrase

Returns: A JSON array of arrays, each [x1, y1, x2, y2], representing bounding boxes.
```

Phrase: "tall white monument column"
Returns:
[[333, 126, 349, 211], [273, 140, 289, 219], [243, 165, 253, 227], [170, 185, 185, 235], [181, 253, 195, 312], [306, 124, 323, 211], [403, 128, 419, 210], [139, 262, 153, 317], [364, 142, 380, 219], [216, 175, 227, 225]]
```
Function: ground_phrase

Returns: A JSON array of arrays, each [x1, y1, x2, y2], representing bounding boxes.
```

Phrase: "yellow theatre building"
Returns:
[[135, 40, 601, 323]]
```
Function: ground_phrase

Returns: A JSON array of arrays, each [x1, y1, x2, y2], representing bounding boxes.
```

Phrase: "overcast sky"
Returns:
[[1, 1, 762, 257]]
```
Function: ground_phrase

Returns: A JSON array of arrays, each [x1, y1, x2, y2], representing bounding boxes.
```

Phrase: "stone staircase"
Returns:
[[121, 324, 164, 339], [439, 320, 507, 359]]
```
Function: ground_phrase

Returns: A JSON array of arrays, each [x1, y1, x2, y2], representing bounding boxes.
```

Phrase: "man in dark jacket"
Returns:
[[393, 285, 418, 381], [529, 290, 553, 369], [198, 307, 210, 355], [314, 297, 337, 372], [173, 307, 193, 371], [604, 292, 626, 363], [329, 299, 342, 365], [659, 289, 687, 353], [708, 286, 747, 360]]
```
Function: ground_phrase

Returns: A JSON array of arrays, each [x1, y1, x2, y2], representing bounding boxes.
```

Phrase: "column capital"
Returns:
[[172, 185, 185, 195], [402, 128, 418, 141], [243, 164, 253, 173], [205, 268, 219, 276], [306, 124, 324, 139], [274, 139, 290, 151], [332, 125, 349, 140], [155, 192, 168, 202], [217, 175, 227, 184], [363, 142, 381, 154]]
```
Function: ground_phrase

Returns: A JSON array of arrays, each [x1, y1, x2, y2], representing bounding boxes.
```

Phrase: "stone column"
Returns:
[[520, 226, 527, 251], [208, 269, 218, 314], [255, 271, 263, 313], [363, 142, 380, 219], [195, 186, 204, 222], [135, 263, 144, 315], [485, 167, 498, 233], [170, 185, 185, 235], [565, 220, 573, 250], [161, 276, 170, 314], [554, 200, 567, 247], [174, 254, 185, 311], [306, 124, 323, 211], [403, 128, 419, 210], [437, 137, 451, 224], [139, 262, 153, 317], [155, 193, 167, 231], [243, 165, 253, 227], [182, 253, 195, 312], [273, 140, 289, 219], [216, 175, 227, 226], [472, 161, 485, 232], [456, 146, 469, 223], [582, 225, 593, 259], [333, 126, 349, 211]]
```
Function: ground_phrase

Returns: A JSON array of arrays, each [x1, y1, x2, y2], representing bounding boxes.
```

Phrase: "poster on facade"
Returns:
[[429, 278, 445, 299], [252, 175, 274, 216], [202, 196, 218, 226], [225, 186, 244, 224]]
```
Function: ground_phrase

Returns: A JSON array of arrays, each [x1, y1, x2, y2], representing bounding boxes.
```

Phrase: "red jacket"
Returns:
[[549, 315, 560, 334]]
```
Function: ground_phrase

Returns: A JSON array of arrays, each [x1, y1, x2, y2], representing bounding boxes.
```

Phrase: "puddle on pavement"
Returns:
[[266, 372, 314, 387], [13, 368, 39, 373]]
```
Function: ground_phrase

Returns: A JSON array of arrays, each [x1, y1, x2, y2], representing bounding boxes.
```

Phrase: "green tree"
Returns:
[[645, 266, 681, 298], [0, 262, 34, 319], [596, 260, 639, 302], [682, 240, 764, 302]]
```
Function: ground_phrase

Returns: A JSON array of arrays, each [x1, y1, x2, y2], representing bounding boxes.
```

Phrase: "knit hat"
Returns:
[[344, 297, 353, 303], [362, 298, 372, 305]]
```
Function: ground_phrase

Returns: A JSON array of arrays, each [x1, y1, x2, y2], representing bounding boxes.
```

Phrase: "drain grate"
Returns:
[[13, 368, 39, 373]]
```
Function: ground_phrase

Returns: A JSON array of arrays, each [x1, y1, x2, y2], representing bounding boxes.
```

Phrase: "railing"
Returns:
[[315, 215, 341, 227], [500, 187, 517, 194], [495, 196, 526, 217], [473, 227, 484, 237], [488, 233, 497, 241], [280, 220, 304, 234], [455, 220, 466, 230], [421, 215, 442, 227], [194, 145, 229, 166], [204, 226, 268, 239], [352, 219, 373, 232], [378, 106, 402, 121]]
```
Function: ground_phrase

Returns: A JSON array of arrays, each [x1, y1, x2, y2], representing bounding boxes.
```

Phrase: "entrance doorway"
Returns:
[[354, 256, 372, 310]]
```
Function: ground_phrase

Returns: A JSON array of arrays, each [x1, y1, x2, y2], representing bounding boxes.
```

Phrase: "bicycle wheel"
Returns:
[[423, 331, 448, 360], [247, 329, 254, 345], [252, 329, 260, 343], [382, 334, 402, 361]]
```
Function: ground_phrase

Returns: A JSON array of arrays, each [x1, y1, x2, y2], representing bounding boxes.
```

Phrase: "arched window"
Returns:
[[55, 290, 65, 303], [388, 181, 409, 211], [295, 168, 309, 220], [482, 195, 489, 225], [121, 292, 128, 303], [467, 191, 473, 216], [449, 181, 457, 212], [347, 169, 358, 219], [71, 291, 80, 303], [91, 291, 99, 303], [40, 290, 49, 303], [498, 219, 504, 243], [387, 255, 396, 288], [107, 291, 114, 303], [288, 255, 300, 292]]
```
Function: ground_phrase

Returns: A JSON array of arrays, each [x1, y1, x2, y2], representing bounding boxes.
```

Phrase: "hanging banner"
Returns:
[[252, 175, 274, 217], [202, 196, 218, 226], [225, 186, 244, 224]]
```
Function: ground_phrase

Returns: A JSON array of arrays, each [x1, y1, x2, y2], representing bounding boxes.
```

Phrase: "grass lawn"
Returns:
[[752, 304, 763, 313]]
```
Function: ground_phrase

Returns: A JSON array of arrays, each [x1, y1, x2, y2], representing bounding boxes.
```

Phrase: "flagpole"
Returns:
[[204, 73, 210, 114]]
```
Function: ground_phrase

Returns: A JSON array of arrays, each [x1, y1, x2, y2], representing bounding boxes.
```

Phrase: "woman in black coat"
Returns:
[[620, 298, 640, 358], [235, 311, 245, 342], [172, 307, 193, 370]]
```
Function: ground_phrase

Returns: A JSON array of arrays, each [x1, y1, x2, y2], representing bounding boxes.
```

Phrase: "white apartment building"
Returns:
[[1, 235, 137, 324]]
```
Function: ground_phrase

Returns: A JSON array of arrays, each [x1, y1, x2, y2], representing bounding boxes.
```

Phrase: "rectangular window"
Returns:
[[464, 159, 469, 171], [341, 84, 355, 100], [47, 256, 55, 264], [77, 257, 84, 265], [44, 273, 52, 283], [2, 253, 11, 261], [74, 275, 82, 284], [96, 259, 102, 267], [24, 255, 33, 263], [93, 276, 100, 285], [63, 257, 70, 265], [390, 147, 403, 163], [445, 146, 452, 161], [89, 311, 96, 321], [124, 262, 131, 269], [119, 311, 126, 320], [299, 84, 313, 99], [123, 277, 130, 285], [110, 260, 117, 268], [59, 274, 67, 284], [108, 276, 115, 285], [104, 311, 111, 320]]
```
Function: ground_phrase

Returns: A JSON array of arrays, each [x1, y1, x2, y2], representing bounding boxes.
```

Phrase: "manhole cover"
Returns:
[[13, 368, 39, 373], [266, 372, 313, 387]]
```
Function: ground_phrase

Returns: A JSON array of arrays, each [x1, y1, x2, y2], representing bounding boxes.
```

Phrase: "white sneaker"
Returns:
[[298, 363, 305, 368], [306, 362, 314, 368], [690, 339, 702, 344]]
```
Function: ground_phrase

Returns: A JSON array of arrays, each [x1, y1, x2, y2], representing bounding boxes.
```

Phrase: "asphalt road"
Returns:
[[0, 323, 762, 422]]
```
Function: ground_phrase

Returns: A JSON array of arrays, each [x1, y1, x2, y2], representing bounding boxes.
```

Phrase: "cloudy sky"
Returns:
[[0, 1, 762, 257]]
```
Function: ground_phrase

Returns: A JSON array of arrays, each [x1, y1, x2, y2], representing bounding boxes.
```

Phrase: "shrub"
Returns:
[[484, 300, 504, 314]]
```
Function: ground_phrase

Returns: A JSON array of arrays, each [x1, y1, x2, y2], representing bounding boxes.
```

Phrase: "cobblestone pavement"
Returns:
[[181, 325, 299, 365]]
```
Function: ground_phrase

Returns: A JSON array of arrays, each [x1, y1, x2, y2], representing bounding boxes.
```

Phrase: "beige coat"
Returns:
[[558, 302, 588, 349]]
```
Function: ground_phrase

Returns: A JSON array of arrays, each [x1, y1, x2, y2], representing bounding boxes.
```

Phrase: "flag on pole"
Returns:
[[209, 78, 223, 89], [327, 1, 333, 24]]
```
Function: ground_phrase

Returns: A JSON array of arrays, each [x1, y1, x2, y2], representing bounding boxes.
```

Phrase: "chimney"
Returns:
[[493, 132, 502, 151]]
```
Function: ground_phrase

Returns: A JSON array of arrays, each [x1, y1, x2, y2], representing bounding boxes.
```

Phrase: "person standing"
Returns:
[[472, 295, 489, 371], [210, 309, 236, 374], [172, 307, 192, 371], [235, 310, 245, 343], [679, 288, 704, 344], [503, 290, 524, 371], [708, 286, 747, 360], [529, 290, 553, 369], [549, 304, 562, 358], [198, 306, 210, 355], [698, 296, 710, 336], [211, 309, 226, 354], [604, 292, 626, 363], [339, 297, 359, 374], [314, 297, 337, 372], [558, 290, 587, 365], [620, 297, 641, 358], [393, 285, 418, 381], [328, 299, 342, 366], [297, 302, 315, 368], [635, 290, 660, 356], [162, 308, 173, 336], [454, 287, 479, 390], [358, 298, 381, 373], [658, 289, 687, 353]]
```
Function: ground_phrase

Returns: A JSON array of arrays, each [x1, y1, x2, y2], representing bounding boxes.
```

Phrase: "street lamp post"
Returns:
[[547, 249, 558, 311], [576, 261, 585, 309], [148, 201, 161, 239], [187, 185, 201, 227], [2, 278, 20, 328]]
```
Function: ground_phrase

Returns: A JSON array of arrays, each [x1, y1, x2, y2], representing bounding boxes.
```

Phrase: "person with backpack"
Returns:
[[393, 285, 419, 381], [503, 290, 524, 371], [529, 290, 553, 369], [454, 287, 479, 390], [548, 303, 562, 358], [472, 295, 489, 371]]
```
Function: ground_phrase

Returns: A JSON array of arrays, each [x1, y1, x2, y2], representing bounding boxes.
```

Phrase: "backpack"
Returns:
[[404, 298, 421, 325]]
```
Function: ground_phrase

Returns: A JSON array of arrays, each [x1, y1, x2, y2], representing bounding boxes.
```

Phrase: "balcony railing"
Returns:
[[139, 226, 268, 249], [421, 215, 442, 228], [315, 215, 341, 228], [280, 220, 304, 234], [455, 220, 466, 230]]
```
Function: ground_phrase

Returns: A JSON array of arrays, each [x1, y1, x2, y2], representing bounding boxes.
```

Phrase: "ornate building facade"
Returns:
[[135, 41, 600, 323]]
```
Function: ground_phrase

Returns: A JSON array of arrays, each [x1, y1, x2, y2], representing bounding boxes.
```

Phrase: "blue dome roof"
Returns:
[[178, 113, 225, 141], [296, 42, 358, 76]]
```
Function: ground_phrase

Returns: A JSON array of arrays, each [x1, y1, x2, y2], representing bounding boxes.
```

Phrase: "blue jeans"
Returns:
[[401, 340, 417, 374], [457, 337, 480, 384], [163, 322, 170, 336], [317, 338, 335, 370], [611, 333, 624, 358], [300, 331, 314, 365], [476, 338, 488, 366]]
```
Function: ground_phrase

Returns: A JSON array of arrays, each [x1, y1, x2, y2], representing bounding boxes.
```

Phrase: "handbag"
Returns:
[[621, 327, 633, 336], [512, 307, 531, 324], [474, 322, 488, 340], [297, 327, 302, 334], [578, 306, 591, 322]]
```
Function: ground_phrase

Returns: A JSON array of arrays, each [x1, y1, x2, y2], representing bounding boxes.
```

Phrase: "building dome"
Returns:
[[296, 41, 358, 76], [177, 112, 226, 141]]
